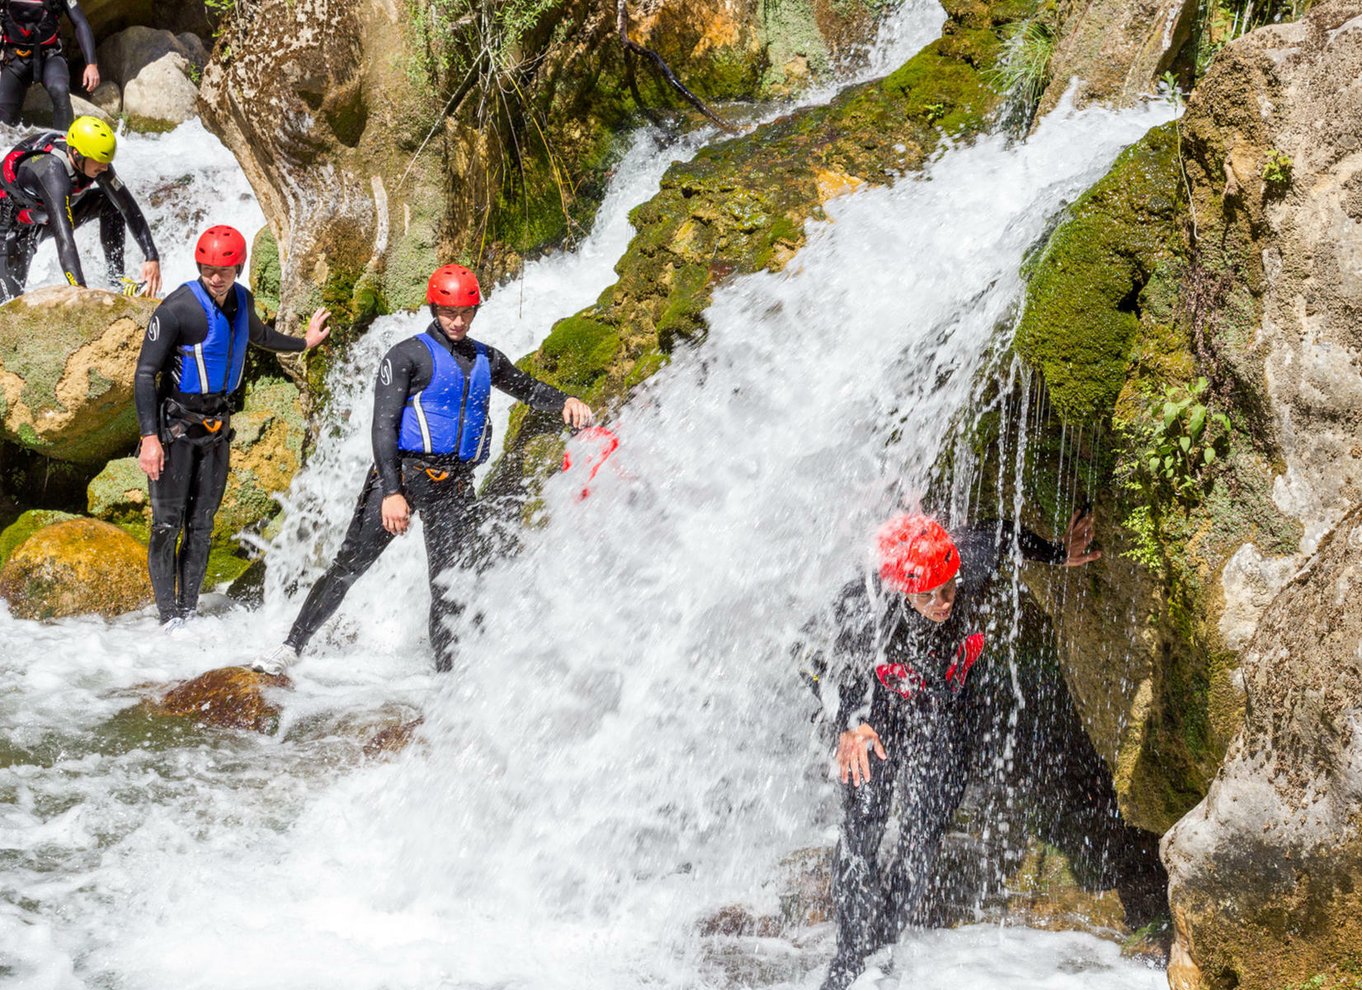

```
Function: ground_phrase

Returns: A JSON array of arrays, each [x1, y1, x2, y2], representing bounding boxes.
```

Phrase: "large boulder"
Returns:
[[97, 26, 208, 130], [0, 517, 151, 620], [1163, 505, 1362, 990], [0, 509, 78, 567], [0, 288, 156, 464], [96, 26, 208, 87], [87, 457, 151, 536]]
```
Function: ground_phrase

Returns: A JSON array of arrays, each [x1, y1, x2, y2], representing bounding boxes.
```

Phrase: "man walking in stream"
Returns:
[[804, 510, 1167, 990], [250, 263, 593, 676], [134, 224, 330, 627]]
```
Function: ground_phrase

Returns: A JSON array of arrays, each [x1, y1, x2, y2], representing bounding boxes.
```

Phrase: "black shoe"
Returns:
[[819, 950, 866, 990]]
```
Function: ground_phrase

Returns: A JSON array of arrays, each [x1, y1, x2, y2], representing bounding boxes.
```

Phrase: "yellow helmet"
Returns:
[[66, 116, 117, 164]]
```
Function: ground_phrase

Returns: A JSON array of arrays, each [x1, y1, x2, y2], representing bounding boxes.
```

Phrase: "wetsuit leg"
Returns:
[[68, 187, 125, 283], [877, 700, 972, 936], [409, 472, 476, 672], [0, 225, 38, 301], [0, 55, 35, 126], [822, 691, 911, 990], [175, 437, 231, 616], [147, 437, 198, 623], [285, 468, 395, 652], [40, 53, 73, 131]]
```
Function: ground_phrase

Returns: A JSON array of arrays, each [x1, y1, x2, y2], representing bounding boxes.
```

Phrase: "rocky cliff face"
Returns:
[[196, 0, 896, 340]]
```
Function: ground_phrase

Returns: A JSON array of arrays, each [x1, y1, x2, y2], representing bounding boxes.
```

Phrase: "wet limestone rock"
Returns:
[[97, 26, 209, 129], [1036, 0, 1198, 116], [1163, 505, 1362, 990], [97, 26, 209, 86], [148, 666, 290, 734], [0, 518, 151, 620], [0, 287, 156, 464]]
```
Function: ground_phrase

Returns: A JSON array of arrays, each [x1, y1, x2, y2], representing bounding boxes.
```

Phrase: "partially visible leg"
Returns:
[[175, 438, 231, 616], [40, 54, 73, 131], [412, 473, 477, 672], [69, 187, 124, 284], [822, 696, 907, 990], [284, 469, 395, 653], [147, 437, 196, 623], [0, 226, 37, 302], [0, 57, 33, 126]]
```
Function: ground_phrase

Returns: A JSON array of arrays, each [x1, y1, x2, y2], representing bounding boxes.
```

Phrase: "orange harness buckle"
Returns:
[[424, 468, 450, 482], [202, 418, 223, 434]]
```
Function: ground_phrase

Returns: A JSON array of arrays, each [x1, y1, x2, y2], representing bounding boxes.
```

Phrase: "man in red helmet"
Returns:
[[806, 510, 1164, 990], [250, 263, 593, 675], [133, 224, 330, 627]]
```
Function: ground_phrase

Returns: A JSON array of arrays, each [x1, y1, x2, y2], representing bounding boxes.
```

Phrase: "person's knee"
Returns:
[[149, 517, 185, 548]]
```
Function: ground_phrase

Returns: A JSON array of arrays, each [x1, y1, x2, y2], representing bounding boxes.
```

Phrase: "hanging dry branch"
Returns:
[[616, 0, 736, 132]]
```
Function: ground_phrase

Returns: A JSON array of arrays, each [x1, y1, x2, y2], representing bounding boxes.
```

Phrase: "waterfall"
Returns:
[[1, 7, 1174, 986]]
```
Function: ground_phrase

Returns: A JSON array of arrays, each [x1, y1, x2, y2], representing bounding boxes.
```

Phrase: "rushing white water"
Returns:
[[2, 6, 1176, 985], [0, 117, 265, 292]]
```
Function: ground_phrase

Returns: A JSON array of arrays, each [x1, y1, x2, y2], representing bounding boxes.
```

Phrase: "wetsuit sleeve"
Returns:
[[994, 518, 1068, 565], [133, 302, 183, 436], [29, 158, 84, 286], [96, 170, 160, 263], [487, 347, 568, 412], [801, 579, 879, 731], [64, 0, 97, 65], [245, 297, 306, 352], [372, 340, 425, 496]]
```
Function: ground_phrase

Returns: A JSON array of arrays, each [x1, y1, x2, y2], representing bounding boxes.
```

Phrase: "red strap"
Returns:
[[945, 632, 986, 691], [875, 662, 926, 700]]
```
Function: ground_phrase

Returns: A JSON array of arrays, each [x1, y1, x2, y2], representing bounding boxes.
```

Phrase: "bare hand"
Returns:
[[82, 64, 100, 93], [141, 260, 162, 298], [381, 493, 410, 536], [562, 397, 594, 429], [1063, 508, 1102, 566], [138, 434, 164, 481], [305, 307, 332, 349], [836, 724, 887, 787]]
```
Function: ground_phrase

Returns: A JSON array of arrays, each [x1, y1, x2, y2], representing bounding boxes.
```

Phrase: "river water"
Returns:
[[2, 5, 1174, 988]]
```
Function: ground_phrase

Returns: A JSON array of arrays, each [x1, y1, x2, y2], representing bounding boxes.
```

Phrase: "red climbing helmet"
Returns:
[[876, 513, 959, 594], [195, 225, 247, 269], [427, 264, 482, 307]]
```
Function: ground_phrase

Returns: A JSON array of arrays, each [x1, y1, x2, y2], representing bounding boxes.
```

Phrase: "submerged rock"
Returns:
[[0, 517, 151, 620], [0, 287, 155, 464], [1163, 505, 1362, 990], [148, 665, 290, 734]]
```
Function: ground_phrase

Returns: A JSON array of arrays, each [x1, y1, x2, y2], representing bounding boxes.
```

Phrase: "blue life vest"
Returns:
[[176, 280, 250, 396], [398, 334, 493, 463]]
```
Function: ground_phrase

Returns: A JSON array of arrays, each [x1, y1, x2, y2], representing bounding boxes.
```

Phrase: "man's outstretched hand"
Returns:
[[1063, 508, 1102, 566], [836, 724, 887, 787]]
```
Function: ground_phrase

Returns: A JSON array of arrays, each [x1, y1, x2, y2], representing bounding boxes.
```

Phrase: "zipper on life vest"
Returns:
[[454, 358, 471, 459]]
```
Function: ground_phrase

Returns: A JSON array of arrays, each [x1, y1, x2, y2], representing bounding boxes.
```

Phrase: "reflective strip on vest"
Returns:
[[397, 335, 493, 463], [176, 281, 250, 396]]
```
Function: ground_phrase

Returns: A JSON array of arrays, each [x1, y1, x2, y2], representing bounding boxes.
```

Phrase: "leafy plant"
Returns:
[[1263, 148, 1293, 189], [921, 101, 946, 123], [985, 20, 1054, 117], [1158, 70, 1183, 110], [1126, 377, 1230, 500], [1194, 0, 1313, 78]]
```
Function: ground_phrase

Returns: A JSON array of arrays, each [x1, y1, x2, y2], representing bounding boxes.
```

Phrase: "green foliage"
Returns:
[[1158, 70, 1183, 111], [984, 20, 1053, 115], [408, 0, 562, 94], [1121, 377, 1231, 502], [1194, 0, 1312, 78], [921, 101, 946, 123], [1263, 148, 1293, 189]]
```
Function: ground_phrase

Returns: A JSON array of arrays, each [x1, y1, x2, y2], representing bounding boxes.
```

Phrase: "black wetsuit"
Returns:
[[807, 522, 1165, 990], [0, 0, 96, 129], [133, 280, 306, 622], [0, 132, 158, 301], [283, 322, 568, 670]]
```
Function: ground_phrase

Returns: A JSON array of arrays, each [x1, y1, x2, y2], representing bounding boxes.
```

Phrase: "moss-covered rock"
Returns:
[[0, 509, 79, 567], [486, 0, 1038, 502], [0, 287, 157, 464], [87, 457, 151, 537], [0, 517, 151, 620]]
